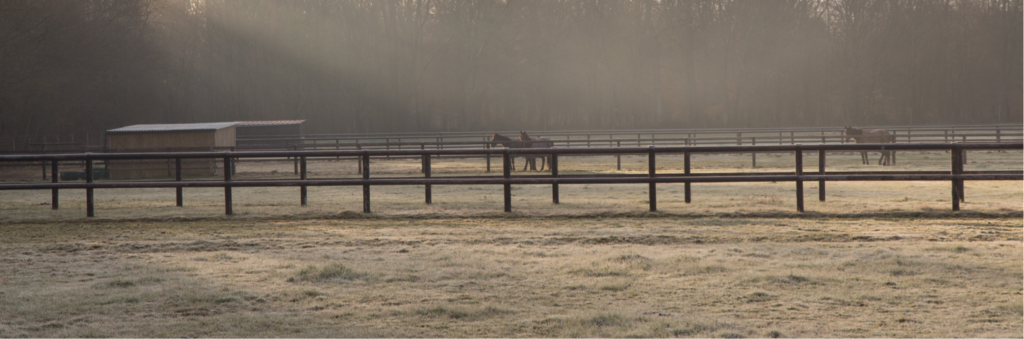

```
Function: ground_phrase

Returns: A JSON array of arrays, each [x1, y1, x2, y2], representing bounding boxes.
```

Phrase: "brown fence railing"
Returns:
[[234, 124, 1023, 150], [0, 142, 1020, 217]]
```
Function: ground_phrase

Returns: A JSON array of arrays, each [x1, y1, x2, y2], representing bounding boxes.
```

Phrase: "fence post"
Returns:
[[951, 146, 960, 211], [51, 160, 58, 209], [616, 140, 621, 170], [362, 153, 370, 213], [957, 144, 965, 203], [421, 144, 426, 174], [503, 151, 512, 212], [357, 142, 362, 174], [795, 148, 804, 212], [300, 156, 307, 206], [175, 158, 183, 207], [424, 153, 431, 204], [551, 153, 559, 204], [790, 132, 795, 145], [736, 132, 741, 145], [486, 143, 491, 172], [684, 151, 691, 203], [962, 135, 967, 164], [649, 146, 656, 212], [224, 155, 232, 215], [751, 137, 757, 168], [293, 145, 298, 174], [818, 149, 826, 202], [86, 155, 94, 217], [231, 147, 237, 175]]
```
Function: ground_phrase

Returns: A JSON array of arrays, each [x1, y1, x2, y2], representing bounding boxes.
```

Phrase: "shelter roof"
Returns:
[[235, 120, 306, 127], [107, 122, 239, 134]]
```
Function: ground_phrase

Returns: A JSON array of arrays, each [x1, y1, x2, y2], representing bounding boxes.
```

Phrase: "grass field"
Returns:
[[0, 150, 1020, 337]]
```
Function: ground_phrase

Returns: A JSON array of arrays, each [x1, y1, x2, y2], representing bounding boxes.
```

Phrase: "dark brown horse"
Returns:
[[490, 133, 529, 171], [519, 131, 553, 171], [844, 127, 895, 166]]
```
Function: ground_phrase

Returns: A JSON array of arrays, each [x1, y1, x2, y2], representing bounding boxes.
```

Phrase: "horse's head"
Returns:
[[491, 133, 509, 147], [519, 131, 532, 141], [844, 126, 863, 142]]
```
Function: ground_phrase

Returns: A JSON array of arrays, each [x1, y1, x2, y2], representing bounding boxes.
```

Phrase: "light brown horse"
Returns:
[[844, 127, 895, 165], [519, 131, 553, 171]]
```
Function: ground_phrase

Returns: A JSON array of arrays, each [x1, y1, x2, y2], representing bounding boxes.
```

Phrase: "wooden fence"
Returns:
[[1, 143, 1020, 217], [234, 124, 1022, 151]]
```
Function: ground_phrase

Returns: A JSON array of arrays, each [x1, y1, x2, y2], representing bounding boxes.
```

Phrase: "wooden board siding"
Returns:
[[215, 127, 236, 147], [108, 131, 217, 150], [106, 127, 235, 179]]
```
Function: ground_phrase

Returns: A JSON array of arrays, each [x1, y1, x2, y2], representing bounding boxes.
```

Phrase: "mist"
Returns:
[[0, 0, 1020, 148]]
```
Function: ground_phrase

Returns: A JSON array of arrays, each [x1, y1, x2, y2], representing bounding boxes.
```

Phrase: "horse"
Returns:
[[490, 133, 529, 171], [844, 126, 895, 166], [519, 131, 554, 171]]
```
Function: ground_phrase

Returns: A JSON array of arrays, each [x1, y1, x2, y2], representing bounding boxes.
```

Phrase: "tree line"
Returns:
[[0, 0, 1020, 150]]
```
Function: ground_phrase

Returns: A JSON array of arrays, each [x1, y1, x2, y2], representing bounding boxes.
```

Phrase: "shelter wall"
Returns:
[[108, 131, 216, 150], [105, 127, 234, 179], [108, 127, 235, 151], [215, 127, 236, 147]]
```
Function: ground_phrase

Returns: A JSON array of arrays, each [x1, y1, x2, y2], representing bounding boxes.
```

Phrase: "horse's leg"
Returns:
[[860, 151, 867, 165]]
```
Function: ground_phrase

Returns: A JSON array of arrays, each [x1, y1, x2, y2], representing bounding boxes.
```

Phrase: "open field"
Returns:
[[0, 216, 1021, 337], [0, 150, 1020, 337]]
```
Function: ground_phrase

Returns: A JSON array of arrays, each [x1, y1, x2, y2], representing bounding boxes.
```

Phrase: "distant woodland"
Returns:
[[0, 0, 1020, 147]]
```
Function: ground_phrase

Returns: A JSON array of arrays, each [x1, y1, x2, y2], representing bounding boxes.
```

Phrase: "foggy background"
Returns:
[[0, 0, 1020, 147]]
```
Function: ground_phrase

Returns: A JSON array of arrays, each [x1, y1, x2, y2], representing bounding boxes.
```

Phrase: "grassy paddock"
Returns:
[[0, 216, 1020, 337], [0, 150, 1020, 337]]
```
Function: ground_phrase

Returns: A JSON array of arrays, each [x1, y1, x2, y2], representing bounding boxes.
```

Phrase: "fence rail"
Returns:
[[235, 123, 1022, 147], [3, 124, 1019, 160], [0, 142, 1020, 217]]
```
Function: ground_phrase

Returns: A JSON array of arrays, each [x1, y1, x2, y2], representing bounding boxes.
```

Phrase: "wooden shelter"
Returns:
[[105, 122, 238, 179]]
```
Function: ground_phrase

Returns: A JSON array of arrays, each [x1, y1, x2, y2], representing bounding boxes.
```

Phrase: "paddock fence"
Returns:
[[0, 142, 1020, 217], [5, 124, 1021, 154]]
